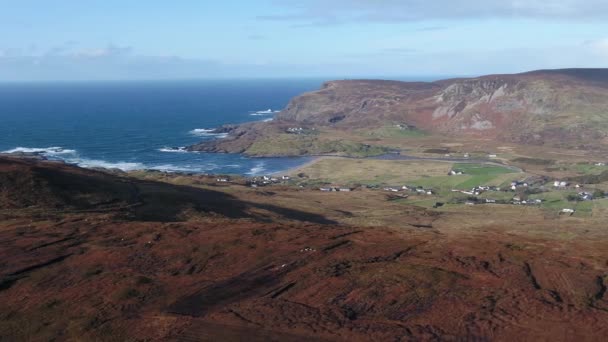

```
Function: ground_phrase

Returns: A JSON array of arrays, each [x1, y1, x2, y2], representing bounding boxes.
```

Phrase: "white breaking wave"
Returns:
[[73, 159, 145, 171], [262, 118, 274, 122], [158, 147, 189, 153], [148, 163, 219, 173], [190, 128, 215, 133], [247, 162, 267, 176], [250, 108, 280, 116], [189, 129, 228, 138], [2, 146, 145, 172], [2, 146, 77, 156]]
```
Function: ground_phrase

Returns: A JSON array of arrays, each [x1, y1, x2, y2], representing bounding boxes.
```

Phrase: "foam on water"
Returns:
[[247, 162, 267, 176], [2, 146, 77, 156], [158, 147, 189, 153], [189, 129, 229, 138]]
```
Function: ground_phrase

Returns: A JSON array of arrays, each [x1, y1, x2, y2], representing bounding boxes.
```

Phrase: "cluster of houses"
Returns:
[[319, 187, 352, 192], [452, 185, 501, 196], [383, 185, 434, 195], [216, 175, 293, 187], [286, 127, 306, 134], [510, 196, 544, 206], [249, 175, 291, 187]]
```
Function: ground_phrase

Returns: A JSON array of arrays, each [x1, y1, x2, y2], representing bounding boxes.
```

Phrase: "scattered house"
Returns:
[[560, 208, 576, 215], [579, 192, 594, 201], [553, 181, 569, 188], [216, 178, 229, 182], [448, 170, 465, 176], [533, 199, 543, 204], [513, 196, 522, 202], [286, 127, 305, 134], [263, 176, 271, 181], [385, 187, 400, 192], [485, 199, 497, 203], [250, 184, 258, 188], [401, 185, 410, 191], [464, 153, 470, 158], [320, 186, 353, 192], [595, 162, 606, 166], [465, 201, 476, 206], [281, 175, 291, 180], [489, 154, 498, 158], [510, 181, 528, 190], [575, 184, 581, 188]]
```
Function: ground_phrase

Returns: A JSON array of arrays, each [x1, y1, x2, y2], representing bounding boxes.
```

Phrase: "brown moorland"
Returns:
[[2, 156, 608, 341]]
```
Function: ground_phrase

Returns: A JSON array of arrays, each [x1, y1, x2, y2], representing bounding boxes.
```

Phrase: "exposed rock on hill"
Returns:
[[190, 69, 608, 154]]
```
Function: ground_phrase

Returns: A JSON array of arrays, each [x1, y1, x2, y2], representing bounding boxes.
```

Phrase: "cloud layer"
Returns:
[[265, 0, 608, 24]]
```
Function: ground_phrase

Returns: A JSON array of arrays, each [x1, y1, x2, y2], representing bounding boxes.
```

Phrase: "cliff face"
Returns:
[[277, 69, 608, 146]]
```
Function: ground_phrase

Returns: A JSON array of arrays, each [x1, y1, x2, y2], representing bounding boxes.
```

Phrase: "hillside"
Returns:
[[189, 69, 608, 155], [3, 157, 608, 340]]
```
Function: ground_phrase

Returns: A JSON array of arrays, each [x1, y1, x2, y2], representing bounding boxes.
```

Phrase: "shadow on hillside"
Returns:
[[132, 180, 337, 224], [0, 157, 336, 224]]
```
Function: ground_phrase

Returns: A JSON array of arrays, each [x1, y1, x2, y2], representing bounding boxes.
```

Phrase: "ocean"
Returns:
[[0, 79, 325, 175]]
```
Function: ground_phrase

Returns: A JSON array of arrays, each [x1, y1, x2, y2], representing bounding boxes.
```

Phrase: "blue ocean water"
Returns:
[[0, 79, 325, 175]]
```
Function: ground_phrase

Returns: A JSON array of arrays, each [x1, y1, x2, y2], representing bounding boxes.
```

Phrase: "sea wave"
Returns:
[[158, 147, 189, 153], [74, 159, 145, 171], [2, 146, 146, 172], [147, 163, 219, 173], [2, 146, 77, 156], [246, 162, 267, 175], [249, 109, 281, 116], [189, 129, 228, 138]]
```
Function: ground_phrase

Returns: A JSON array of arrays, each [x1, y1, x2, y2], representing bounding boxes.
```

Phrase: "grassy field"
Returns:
[[360, 125, 429, 139], [290, 158, 453, 185], [246, 134, 389, 157]]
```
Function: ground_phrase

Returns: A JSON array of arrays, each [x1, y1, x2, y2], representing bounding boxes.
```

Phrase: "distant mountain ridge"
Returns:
[[189, 69, 608, 154], [278, 68, 608, 146]]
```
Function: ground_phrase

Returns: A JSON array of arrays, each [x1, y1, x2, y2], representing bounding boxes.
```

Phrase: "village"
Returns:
[[211, 157, 608, 217]]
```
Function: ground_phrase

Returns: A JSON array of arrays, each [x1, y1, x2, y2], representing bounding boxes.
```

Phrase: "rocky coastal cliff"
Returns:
[[189, 69, 608, 155]]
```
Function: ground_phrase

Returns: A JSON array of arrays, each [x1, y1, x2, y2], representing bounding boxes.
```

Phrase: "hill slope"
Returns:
[[190, 69, 608, 154], [3, 157, 608, 340]]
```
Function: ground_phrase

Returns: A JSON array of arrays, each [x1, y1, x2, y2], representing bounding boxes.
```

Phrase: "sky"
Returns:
[[1, 0, 607, 81]]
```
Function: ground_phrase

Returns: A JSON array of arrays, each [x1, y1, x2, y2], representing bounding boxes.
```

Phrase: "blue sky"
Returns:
[[1, 0, 608, 80]]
